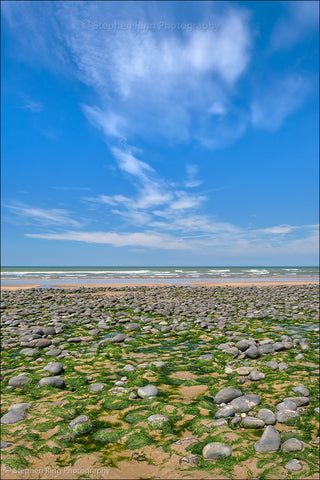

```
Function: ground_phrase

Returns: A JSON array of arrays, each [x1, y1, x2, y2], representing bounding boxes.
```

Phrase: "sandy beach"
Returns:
[[1, 280, 318, 291]]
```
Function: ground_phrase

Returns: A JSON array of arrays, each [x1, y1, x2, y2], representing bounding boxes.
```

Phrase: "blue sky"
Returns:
[[1, 1, 319, 266]]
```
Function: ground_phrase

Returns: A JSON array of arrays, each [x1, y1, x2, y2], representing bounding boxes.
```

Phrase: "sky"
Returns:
[[1, 0, 319, 266]]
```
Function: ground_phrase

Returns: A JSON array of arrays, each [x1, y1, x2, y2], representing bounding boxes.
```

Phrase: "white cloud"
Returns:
[[251, 74, 311, 130], [82, 105, 126, 140], [6, 203, 83, 227], [270, 1, 319, 51], [25, 231, 191, 250]]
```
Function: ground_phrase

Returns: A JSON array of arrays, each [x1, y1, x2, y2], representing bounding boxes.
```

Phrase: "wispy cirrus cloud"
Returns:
[[5, 203, 83, 228], [270, 1, 319, 51], [25, 230, 191, 250], [250, 74, 312, 131]]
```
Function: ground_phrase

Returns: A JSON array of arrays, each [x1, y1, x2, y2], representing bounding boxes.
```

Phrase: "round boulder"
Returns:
[[203, 442, 232, 459]]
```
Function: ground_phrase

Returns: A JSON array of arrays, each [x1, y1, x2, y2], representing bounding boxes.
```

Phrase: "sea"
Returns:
[[1, 266, 319, 287]]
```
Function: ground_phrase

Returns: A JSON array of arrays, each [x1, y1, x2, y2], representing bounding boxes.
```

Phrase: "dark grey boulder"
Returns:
[[230, 394, 261, 413], [284, 396, 309, 407], [29, 339, 52, 348], [1, 409, 26, 425], [8, 403, 32, 412], [8, 375, 31, 387], [214, 387, 242, 404], [199, 354, 214, 361], [245, 346, 260, 359], [39, 376, 64, 388], [20, 348, 39, 356], [254, 425, 281, 452], [69, 415, 91, 430], [215, 406, 235, 418], [258, 344, 274, 355], [292, 386, 309, 397], [110, 334, 127, 343], [257, 408, 276, 425], [282, 438, 303, 452], [44, 362, 64, 375], [248, 370, 265, 381], [242, 417, 265, 428], [276, 409, 299, 424]]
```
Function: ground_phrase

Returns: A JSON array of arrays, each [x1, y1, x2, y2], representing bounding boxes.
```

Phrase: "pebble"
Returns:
[[248, 370, 265, 381], [0, 440, 12, 449], [242, 417, 265, 428], [215, 406, 235, 418], [292, 386, 309, 396]]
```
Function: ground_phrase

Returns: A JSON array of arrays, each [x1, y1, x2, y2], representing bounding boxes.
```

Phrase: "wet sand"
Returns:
[[1, 284, 41, 291]]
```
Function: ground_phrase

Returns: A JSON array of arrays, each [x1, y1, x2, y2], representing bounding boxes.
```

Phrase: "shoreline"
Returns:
[[1, 279, 318, 291]]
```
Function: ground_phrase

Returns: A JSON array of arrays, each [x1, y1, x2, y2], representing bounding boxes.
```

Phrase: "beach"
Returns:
[[1, 282, 319, 479]]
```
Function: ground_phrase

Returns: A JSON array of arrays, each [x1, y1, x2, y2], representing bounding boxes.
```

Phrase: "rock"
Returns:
[[254, 425, 281, 452], [266, 361, 278, 370], [245, 345, 260, 359], [276, 400, 297, 411], [248, 370, 265, 381], [89, 383, 104, 393], [44, 362, 64, 375], [284, 459, 303, 472], [148, 414, 169, 424], [235, 340, 252, 351], [115, 381, 124, 387], [284, 396, 309, 407], [230, 394, 261, 413], [45, 348, 61, 356], [203, 442, 232, 459], [69, 415, 91, 430], [110, 334, 126, 343], [215, 405, 235, 418], [151, 361, 166, 369], [273, 342, 285, 351], [0, 441, 12, 449], [211, 418, 228, 427], [276, 409, 299, 424], [8, 375, 31, 387], [242, 417, 265, 428], [214, 387, 242, 404], [8, 403, 32, 411], [257, 409, 276, 425], [29, 338, 52, 348], [278, 362, 289, 371], [199, 354, 214, 361], [230, 416, 242, 425], [258, 344, 274, 355], [292, 386, 309, 397], [179, 455, 200, 466], [137, 385, 159, 398], [236, 367, 253, 376], [39, 376, 64, 388], [122, 364, 136, 373], [20, 348, 39, 356], [282, 438, 303, 452], [1, 409, 26, 425]]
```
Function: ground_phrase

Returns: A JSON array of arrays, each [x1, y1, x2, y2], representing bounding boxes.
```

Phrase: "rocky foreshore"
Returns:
[[1, 284, 319, 479]]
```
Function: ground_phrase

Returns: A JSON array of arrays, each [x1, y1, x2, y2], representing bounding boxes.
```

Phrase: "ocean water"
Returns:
[[1, 266, 318, 286]]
